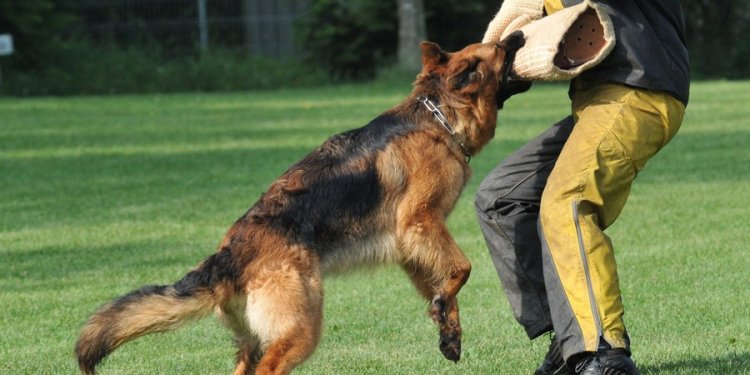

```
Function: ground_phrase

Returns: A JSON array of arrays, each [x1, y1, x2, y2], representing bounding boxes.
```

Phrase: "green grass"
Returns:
[[1, 79, 749, 374]]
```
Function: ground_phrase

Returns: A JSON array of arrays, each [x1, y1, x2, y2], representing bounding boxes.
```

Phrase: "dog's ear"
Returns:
[[421, 41, 449, 67]]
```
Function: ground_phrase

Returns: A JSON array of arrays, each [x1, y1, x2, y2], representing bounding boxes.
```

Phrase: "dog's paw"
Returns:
[[439, 331, 461, 362], [430, 294, 462, 362]]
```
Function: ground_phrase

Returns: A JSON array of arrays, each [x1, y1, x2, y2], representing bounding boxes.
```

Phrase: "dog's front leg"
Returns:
[[429, 279, 467, 363], [399, 219, 472, 362]]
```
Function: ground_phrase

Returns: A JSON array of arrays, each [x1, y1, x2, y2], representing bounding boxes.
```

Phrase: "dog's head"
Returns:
[[416, 31, 526, 110], [413, 31, 526, 156]]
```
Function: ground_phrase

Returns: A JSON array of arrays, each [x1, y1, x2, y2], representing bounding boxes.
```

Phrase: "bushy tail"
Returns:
[[75, 251, 236, 374]]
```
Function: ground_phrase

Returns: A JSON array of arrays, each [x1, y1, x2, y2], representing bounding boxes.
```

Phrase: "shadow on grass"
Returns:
[[640, 351, 750, 374]]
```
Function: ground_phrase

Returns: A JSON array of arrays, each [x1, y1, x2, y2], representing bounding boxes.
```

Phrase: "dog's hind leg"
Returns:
[[217, 297, 262, 375], [233, 338, 261, 375], [245, 260, 323, 375]]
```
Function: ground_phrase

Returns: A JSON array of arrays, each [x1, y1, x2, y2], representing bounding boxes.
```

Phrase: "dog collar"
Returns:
[[417, 96, 471, 163]]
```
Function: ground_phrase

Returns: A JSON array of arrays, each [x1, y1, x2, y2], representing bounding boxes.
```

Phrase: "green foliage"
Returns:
[[3, 0, 750, 94], [4, 39, 328, 95], [297, 0, 500, 80], [0, 0, 73, 68], [683, 0, 750, 79], [1, 80, 749, 374], [298, 0, 398, 80], [424, 0, 500, 51]]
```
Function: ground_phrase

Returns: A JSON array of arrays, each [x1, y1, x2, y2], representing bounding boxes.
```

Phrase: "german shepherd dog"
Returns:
[[75, 31, 525, 375]]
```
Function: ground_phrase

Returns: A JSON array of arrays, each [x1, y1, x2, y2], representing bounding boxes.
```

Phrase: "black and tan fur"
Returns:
[[75, 31, 526, 375]]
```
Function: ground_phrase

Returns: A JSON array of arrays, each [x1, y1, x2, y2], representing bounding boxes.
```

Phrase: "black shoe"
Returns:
[[534, 335, 573, 375], [573, 349, 640, 375]]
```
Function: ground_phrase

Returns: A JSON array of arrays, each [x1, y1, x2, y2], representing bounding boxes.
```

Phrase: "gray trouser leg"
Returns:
[[474, 116, 574, 339]]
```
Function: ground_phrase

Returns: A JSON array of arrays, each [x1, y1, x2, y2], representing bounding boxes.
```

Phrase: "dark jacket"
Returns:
[[564, 0, 690, 104]]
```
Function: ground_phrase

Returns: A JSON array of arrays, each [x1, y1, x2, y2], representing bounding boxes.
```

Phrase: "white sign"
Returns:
[[0, 34, 14, 56]]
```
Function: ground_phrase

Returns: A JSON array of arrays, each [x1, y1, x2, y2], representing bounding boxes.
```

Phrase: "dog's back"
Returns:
[[245, 113, 419, 270]]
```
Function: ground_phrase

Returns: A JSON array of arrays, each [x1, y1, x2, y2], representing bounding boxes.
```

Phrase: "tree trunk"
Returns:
[[397, 0, 427, 71]]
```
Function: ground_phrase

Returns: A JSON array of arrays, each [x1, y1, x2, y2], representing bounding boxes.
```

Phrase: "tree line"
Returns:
[[0, 0, 747, 95]]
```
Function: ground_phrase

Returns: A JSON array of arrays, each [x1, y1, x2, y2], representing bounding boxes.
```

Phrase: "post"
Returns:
[[197, 0, 209, 52], [0, 34, 15, 95], [397, 0, 426, 71], [243, 0, 261, 56]]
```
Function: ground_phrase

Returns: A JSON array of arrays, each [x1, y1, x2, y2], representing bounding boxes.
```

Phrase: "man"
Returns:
[[475, 1, 689, 374]]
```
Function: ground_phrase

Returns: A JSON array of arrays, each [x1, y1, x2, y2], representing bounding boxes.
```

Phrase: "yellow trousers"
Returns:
[[476, 81, 685, 362], [540, 82, 684, 357]]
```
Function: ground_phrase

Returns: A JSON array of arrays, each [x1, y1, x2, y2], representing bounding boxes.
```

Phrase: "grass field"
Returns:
[[1, 79, 749, 374]]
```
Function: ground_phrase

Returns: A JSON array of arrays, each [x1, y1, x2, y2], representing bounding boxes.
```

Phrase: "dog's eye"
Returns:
[[468, 71, 479, 82]]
